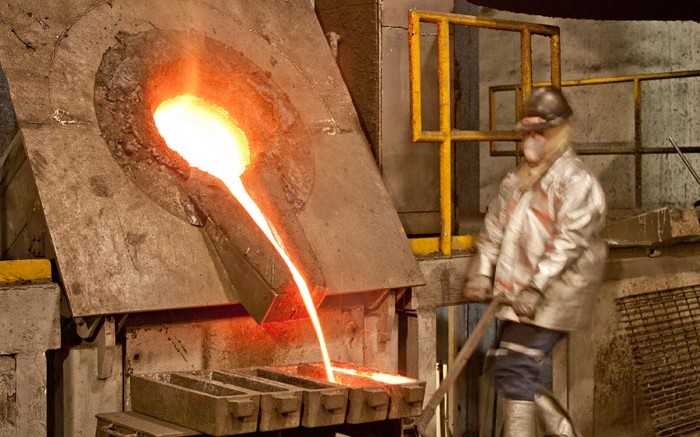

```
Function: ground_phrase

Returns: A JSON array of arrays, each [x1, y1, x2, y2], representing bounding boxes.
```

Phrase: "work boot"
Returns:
[[534, 389, 581, 437], [503, 399, 536, 437]]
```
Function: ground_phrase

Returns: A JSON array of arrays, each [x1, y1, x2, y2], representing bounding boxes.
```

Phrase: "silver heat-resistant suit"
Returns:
[[466, 86, 607, 437]]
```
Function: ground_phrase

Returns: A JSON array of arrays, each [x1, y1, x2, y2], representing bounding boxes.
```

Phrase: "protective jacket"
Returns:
[[473, 147, 607, 331]]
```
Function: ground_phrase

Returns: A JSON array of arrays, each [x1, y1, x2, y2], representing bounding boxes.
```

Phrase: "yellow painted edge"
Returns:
[[0, 259, 52, 283], [451, 235, 476, 252], [410, 235, 476, 256], [410, 237, 440, 256]]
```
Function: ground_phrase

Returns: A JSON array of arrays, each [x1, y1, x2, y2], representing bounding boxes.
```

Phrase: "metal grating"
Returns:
[[616, 285, 700, 437]]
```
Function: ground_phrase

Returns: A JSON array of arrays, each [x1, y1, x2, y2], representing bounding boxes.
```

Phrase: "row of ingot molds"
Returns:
[[129, 363, 424, 435]]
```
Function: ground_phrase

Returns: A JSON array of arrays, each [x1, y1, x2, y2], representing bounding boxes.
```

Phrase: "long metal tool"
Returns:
[[668, 137, 700, 188], [415, 297, 504, 436]]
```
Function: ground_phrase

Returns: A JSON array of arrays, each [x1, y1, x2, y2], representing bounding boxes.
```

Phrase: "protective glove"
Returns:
[[511, 285, 544, 319], [463, 275, 493, 303]]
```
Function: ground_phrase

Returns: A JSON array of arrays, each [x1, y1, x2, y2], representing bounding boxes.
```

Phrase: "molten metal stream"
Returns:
[[154, 94, 335, 382]]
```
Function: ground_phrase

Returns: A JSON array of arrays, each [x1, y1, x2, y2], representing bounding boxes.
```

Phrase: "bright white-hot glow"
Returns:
[[154, 94, 251, 180], [154, 94, 335, 382]]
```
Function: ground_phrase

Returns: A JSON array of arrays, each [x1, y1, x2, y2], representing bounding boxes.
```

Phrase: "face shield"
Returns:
[[516, 88, 573, 165]]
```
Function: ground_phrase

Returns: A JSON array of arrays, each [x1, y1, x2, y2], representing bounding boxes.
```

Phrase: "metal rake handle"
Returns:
[[415, 297, 504, 436], [668, 136, 700, 188]]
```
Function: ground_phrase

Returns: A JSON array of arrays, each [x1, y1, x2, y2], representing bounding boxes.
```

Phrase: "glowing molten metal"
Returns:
[[154, 94, 335, 382], [331, 365, 416, 385]]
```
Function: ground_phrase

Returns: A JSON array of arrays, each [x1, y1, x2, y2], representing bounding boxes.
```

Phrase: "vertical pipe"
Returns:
[[634, 79, 642, 208], [408, 11, 422, 142], [437, 19, 452, 256], [518, 29, 532, 166]]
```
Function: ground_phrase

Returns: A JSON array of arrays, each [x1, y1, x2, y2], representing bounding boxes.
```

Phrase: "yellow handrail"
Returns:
[[488, 69, 700, 206], [408, 10, 562, 256]]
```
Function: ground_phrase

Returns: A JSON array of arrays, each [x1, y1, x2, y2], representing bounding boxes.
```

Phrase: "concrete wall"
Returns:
[[477, 8, 700, 212], [59, 345, 123, 437]]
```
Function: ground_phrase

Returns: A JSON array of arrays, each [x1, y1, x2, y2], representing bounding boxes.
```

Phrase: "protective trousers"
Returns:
[[493, 322, 562, 401], [489, 322, 580, 437]]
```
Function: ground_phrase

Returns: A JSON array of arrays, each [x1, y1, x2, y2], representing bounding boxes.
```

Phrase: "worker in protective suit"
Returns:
[[463, 86, 607, 437]]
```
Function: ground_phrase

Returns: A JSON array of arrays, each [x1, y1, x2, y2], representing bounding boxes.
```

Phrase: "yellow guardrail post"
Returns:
[[408, 11, 422, 143], [437, 18, 452, 256]]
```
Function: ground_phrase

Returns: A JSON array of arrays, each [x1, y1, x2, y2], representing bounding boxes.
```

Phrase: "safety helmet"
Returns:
[[516, 86, 572, 131]]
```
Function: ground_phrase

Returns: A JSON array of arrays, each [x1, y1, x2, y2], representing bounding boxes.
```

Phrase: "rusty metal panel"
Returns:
[[0, 0, 424, 318]]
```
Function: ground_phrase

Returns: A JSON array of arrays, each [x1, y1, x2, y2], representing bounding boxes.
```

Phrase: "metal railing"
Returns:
[[489, 69, 700, 207], [408, 10, 561, 256]]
